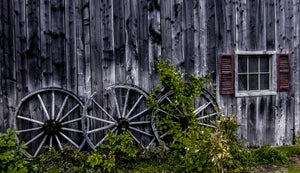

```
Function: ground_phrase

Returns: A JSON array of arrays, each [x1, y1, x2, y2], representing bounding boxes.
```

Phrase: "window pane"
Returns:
[[238, 56, 247, 73], [238, 75, 247, 91], [249, 74, 258, 90], [260, 74, 269, 90], [249, 56, 258, 72], [260, 56, 269, 72]]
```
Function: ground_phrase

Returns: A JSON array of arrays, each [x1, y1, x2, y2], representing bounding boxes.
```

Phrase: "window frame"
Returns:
[[235, 51, 277, 97]]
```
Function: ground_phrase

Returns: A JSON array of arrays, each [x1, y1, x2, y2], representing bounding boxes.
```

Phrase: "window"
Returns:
[[237, 55, 271, 91], [219, 51, 290, 97]]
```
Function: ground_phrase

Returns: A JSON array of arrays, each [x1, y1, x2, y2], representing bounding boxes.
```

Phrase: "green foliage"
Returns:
[[0, 129, 29, 173], [89, 130, 140, 172], [33, 146, 92, 173], [253, 145, 288, 166]]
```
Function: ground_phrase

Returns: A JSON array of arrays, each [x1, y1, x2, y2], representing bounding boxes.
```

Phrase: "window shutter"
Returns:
[[277, 54, 290, 92], [219, 54, 234, 94]]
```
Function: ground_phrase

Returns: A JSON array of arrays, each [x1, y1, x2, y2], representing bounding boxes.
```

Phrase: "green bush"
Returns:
[[253, 145, 288, 166], [0, 129, 30, 173]]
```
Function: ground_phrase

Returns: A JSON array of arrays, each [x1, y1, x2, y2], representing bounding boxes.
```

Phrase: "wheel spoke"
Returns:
[[56, 95, 69, 121], [59, 132, 79, 148], [51, 91, 55, 120], [61, 117, 81, 125], [86, 115, 116, 124], [61, 127, 83, 133], [112, 88, 121, 119], [87, 124, 115, 134], [25, 132, 44, 146], [59, 104, 80, 122], [49, 136, 53, 147], [55, 135, 63, 150], [37, 94, 50, 120], [198, 122, 216, 128], [196, 113, 218, 120], [129, 126, 153, 136], [129, 121, 150, 125], [92, 99, 115, 121], [95, 126, 117, 147], [122, 89, 130, 118], [17, 127, 42, 133], [125, 95, 144, 118], [17, 115, 44, 125], [160, 132, 168, 138], [130, 133, 144, 148], [193, 102, 212, 115], [34, 135, 48, 157], [128, 108, 149, 121]]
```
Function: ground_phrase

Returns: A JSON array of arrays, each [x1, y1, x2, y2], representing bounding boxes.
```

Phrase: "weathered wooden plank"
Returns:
[[161, 0, 172, 59], [138, 0, 149, 92], [0, 0, 3, 130], [83, 0, 91, 98], [65, 0, 77, 93], [206, 0, 216, 81], [183, 0, 194, 77], [171, 0, 183, 70], [1, 0, 15, 130], [113, 0, 126, 84], [275, 92, 287, 146], [76, 0, 91, 99], [236, 0, 247, 51], [124, 0, 138, 85], [237, 97, 247, 143], [101, 0, 115, 88], [40, 0, 52, 88], [247, 97, 257, 146], [51, 0, 65, 88], [266, 0, 275, 50], [148, 0, 161, 90], [90, 0, 102, 93], [14, 0, 27, 133]]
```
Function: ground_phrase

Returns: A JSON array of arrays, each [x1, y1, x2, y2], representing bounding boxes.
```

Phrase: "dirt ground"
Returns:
[[252, 157, 300, 173]]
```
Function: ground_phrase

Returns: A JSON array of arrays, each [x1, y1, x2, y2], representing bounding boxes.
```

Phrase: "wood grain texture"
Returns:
[[0, 0, 299, 147]]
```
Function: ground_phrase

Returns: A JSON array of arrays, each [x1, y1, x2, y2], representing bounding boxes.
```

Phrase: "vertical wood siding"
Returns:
[[1, 0, 300, 146]]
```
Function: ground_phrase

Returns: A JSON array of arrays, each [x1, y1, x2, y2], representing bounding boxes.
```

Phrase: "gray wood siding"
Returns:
[[0, 0, 300, 146]]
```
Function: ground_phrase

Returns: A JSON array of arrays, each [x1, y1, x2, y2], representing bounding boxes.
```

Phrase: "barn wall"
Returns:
[[0, 0, 299, 147]]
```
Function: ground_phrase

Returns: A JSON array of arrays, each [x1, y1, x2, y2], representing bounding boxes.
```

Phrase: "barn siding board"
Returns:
[[101, 0, 115, 89], [183, 0, 194, 77], [90, 0, 102, 94], [138, 0, 149, 92], [125, 0, 138, 85], [65, 0, 77, 93], [113, 0, 126, 84], [1, 0, 300, 146], [14, 0, 27, 132], [161, 0, 172, 60], [40, 0, 52, 88], [51, 0, 65, 88], [147, 0, 161, 90]]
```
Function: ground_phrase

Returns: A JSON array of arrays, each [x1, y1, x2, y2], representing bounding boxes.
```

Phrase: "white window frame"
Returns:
[[235, 51, 277, 97]]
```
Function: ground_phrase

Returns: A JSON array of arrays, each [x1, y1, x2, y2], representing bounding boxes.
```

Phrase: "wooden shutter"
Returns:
[[219, 54, 234, 94], [277, 54, 290, 92]]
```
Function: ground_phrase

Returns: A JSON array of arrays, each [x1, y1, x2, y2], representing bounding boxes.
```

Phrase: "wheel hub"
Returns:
[[42, 120, 62, 135], [117, 118, 129, 133]]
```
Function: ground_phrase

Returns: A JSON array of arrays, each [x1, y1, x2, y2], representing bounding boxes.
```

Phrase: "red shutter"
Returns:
[[219, 54, 234, 94], [277, 54, 290, 92]]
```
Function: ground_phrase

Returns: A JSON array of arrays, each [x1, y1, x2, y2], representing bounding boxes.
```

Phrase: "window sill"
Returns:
[[235, 91, 277, 97]]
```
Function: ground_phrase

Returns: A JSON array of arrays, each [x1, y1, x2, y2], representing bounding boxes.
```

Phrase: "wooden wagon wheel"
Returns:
[[152, 89, 220, 142], [82, 84, 156, 149], [14, 88, 85, 158]]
